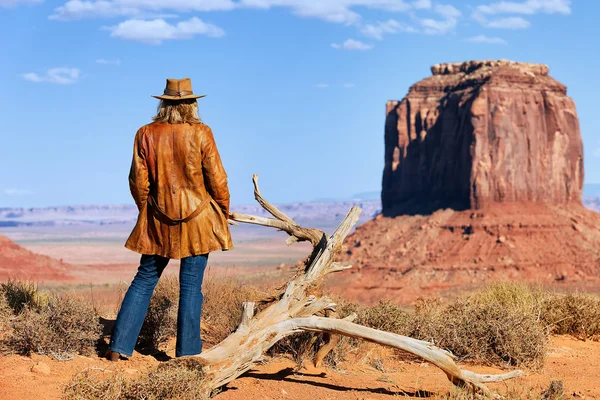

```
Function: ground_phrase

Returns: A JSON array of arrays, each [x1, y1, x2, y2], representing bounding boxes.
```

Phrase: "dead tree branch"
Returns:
[[189, 175, 522, 397]]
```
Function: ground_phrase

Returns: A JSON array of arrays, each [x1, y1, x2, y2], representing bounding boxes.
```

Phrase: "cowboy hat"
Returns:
[[152, 78, 206, 101]]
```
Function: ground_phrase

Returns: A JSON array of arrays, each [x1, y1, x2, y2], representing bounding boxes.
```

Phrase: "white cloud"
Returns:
[[4, 188, 33, 196], [419, 17, 457, 34], [434, 4, 460, 19], [315, 83, 330, 88], [0, 0, 42, 7], [360, 19, 417, 40], [485, 16, 530, 29], [476, 0, 571, 15], [106, 17, 225, 44], [96, 58, 121, 65], [51, 0, 236, 20], [411, 0, 431, 9], [51, 0, 438, 24], [331, 38, 373, 51], [412, 3, 460, 35], [467, 34, 508, 45], [343, 83, 355, 88], [22, 67, 80, 84], [49, 0, 571, 45], [473, 0, 571, 29], [473, 10, 531, 29]]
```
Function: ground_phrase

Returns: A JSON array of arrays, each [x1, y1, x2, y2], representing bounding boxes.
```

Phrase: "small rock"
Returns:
[[31, 362, 51, 376], [497, 235, 506, 244], [281, 388, 288, 396]]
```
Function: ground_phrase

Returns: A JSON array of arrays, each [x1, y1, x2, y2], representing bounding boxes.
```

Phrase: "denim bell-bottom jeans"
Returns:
[[109, 253, 208, 357]]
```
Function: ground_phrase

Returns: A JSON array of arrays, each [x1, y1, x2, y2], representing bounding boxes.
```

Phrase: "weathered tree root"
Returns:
[[189, 174, 523, 397]]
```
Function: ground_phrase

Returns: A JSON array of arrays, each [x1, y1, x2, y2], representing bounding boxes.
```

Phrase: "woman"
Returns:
[[107, 78, 233, 361]]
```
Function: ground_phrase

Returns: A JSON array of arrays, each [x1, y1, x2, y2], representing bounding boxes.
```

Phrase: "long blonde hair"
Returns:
[[152, 99, 201, 124]]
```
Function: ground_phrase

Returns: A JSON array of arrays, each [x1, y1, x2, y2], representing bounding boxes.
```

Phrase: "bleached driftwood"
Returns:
[[192, 174, 522, 397]]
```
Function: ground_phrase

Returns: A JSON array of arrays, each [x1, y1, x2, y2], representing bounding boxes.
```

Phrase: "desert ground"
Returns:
[[1, 219, 600, 399], [1, 334, 599, 399]]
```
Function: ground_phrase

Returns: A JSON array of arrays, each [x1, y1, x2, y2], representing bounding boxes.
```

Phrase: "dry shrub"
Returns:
[[440, 382, 542, 400], [0, 279, 44, 314], [269, 331, 318, 368], [126, 360, 208, 400], [64, 360, 209, 400], [411, 283, 548, 369], [542, 292, 600, 340], [139, 275, 179, 349], [139, 273, 266, 350], [202, 273, 265, 346], [7, 294, 101, 360], [0, 286, 11, 325], [64, 370, 128, 400], [356, 300, 411, 335], [327, 284, 549, 369]]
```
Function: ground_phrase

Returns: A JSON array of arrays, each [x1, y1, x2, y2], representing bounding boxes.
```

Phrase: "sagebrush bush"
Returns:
[[411, 283, 548, 368], [542, 292, 600, 340], [331, 283, 550, 369], [7, 294, 101, 360], [64, 359, 209, 400], [0, 279, 44, 314], [356, 300, 412, 335], [412, 294, 548, 368]]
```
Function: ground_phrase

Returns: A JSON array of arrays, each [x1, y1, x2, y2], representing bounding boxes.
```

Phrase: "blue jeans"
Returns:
[[109, 254, 208, 357]]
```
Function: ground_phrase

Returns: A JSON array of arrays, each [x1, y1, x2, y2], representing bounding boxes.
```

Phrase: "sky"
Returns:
[[0, 0, 598, 208]]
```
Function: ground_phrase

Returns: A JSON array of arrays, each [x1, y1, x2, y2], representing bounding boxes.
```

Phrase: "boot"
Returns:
[[105, 350, 121, 362]]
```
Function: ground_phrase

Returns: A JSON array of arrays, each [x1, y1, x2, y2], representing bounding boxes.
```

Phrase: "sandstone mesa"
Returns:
[[335, 60, 600, 305]]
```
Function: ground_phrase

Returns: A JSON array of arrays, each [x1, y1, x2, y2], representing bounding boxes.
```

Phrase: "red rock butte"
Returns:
[[330, 61, 600, 305], [383, 60, 583, 214]]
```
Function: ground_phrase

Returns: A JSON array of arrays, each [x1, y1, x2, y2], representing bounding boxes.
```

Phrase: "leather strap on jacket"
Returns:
[[148, 195, 211, 225]]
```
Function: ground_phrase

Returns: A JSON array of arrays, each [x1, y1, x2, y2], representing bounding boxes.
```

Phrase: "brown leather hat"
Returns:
[[152, 78, 206, 101]]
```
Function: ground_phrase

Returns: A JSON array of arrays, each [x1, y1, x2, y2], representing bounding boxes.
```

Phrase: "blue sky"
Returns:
[[0, 0, 597, 207]]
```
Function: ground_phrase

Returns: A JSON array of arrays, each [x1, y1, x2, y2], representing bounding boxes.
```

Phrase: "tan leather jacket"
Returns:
[[125, 122, 233, 259]]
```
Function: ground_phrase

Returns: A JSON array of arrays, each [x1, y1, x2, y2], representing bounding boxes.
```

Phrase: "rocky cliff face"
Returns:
[[333, 61, 600, 305], [383, 60, 584, 213]]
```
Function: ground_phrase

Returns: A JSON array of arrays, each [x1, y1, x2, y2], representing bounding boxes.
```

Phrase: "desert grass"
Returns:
[[408, 283, 548, 369], [434, 379, 564, 400], [7, 294, 102, 360], [542, 292, 600, 340], [201, 273, 267, 346], [64, 360, 209, 400], [0, 286, 11, 335], [0, 277, 596, 399], [0, 279, 44, 313], [0, 280, 102, 360], [330, 283, 562, 369], [227, 282, 598, 371]]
